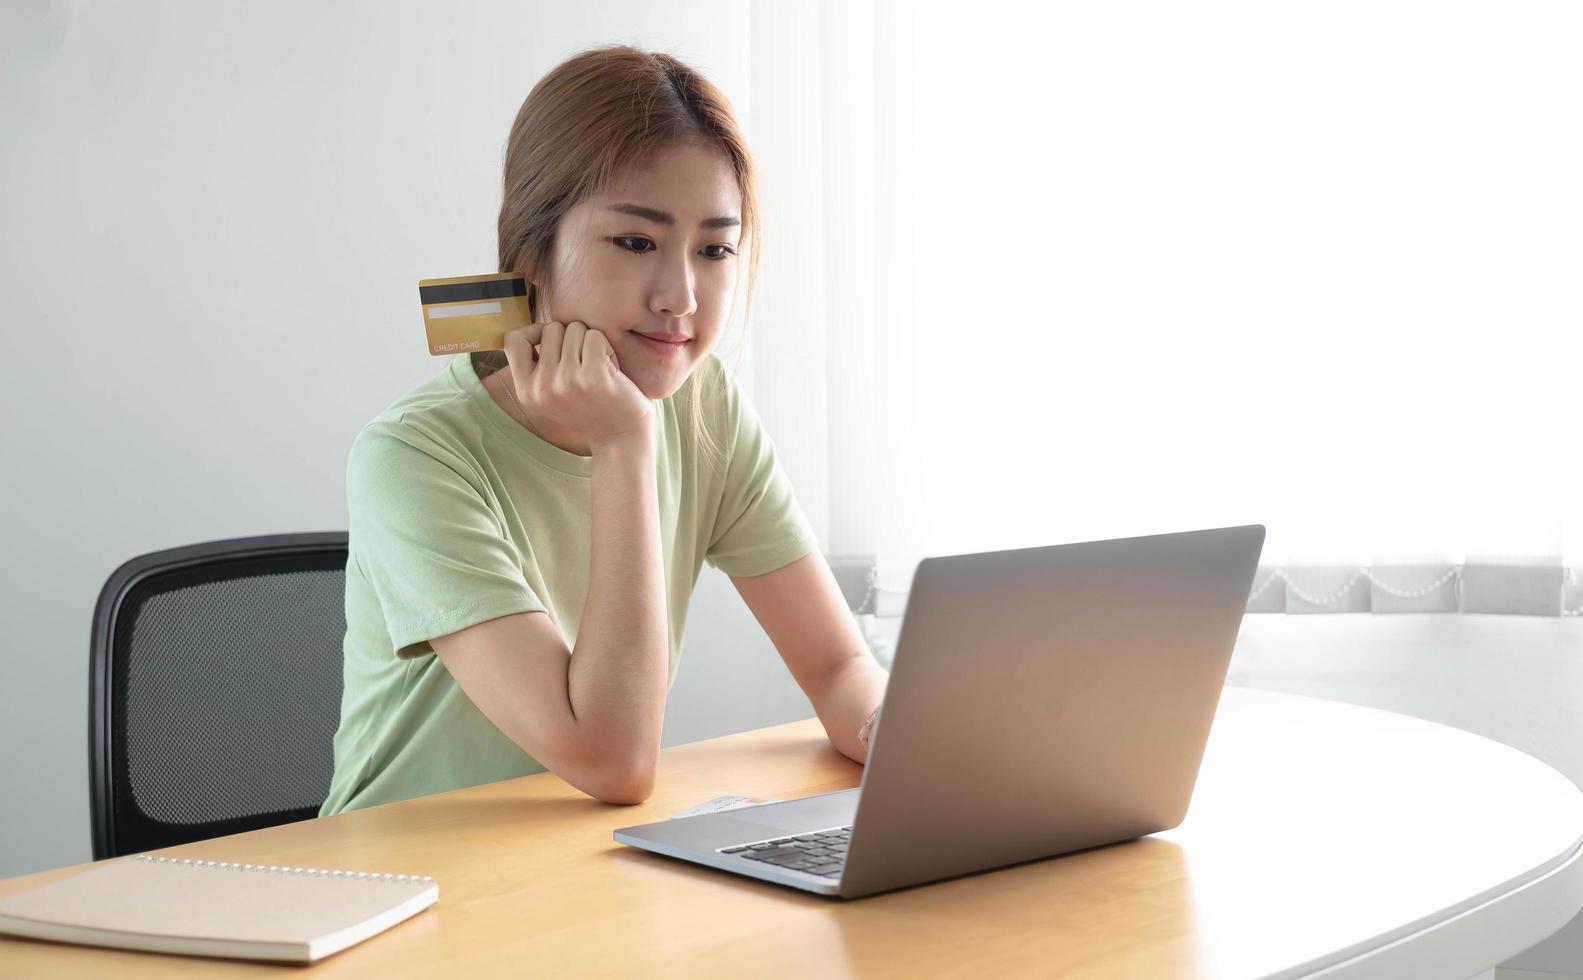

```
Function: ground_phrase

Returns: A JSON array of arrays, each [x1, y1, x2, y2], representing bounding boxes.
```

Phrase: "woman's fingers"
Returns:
[[562, 320, 586, 367], [581, 328, 614, 378], [538, 320, 565, 373], [502, 322, 545, 382]]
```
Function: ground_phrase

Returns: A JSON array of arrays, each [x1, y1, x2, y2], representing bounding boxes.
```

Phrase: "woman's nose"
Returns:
[[652, 258, 698, 318]]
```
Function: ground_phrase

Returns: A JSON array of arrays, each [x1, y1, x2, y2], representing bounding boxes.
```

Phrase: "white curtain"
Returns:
[[745, 0, 1582, 625]]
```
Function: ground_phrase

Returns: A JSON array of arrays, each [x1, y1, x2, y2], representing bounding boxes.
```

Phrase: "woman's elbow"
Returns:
[[595, 764, 655, 805]]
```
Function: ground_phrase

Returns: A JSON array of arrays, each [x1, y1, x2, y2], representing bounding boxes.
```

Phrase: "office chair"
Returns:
[[89, 532, 348, 860]]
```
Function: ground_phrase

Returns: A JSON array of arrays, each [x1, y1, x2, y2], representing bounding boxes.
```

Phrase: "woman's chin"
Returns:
[[623, 360, 692, 401]]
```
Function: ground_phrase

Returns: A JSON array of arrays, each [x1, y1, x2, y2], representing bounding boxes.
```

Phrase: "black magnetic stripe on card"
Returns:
[[419, 278, 527, 305]]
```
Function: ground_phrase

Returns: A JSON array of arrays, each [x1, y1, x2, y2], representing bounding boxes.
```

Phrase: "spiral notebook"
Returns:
[[0, 854, 438, 963]]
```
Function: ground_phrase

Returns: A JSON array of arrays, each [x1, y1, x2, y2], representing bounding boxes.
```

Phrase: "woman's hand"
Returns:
[[502, 321, 653, 452]]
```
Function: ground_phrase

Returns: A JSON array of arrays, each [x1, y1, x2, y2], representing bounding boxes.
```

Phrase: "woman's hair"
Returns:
[[481, 43, 762, 468]]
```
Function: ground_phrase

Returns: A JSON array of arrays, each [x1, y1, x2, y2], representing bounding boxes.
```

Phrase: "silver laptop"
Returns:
[[613, 523, 1266, 899]]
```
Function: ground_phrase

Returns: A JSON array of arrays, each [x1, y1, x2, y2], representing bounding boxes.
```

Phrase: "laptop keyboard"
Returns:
[[719, 826, 852, 878]]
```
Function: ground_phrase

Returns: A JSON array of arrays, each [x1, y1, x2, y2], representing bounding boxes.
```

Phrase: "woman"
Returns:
[[320, 44, 888, 815]]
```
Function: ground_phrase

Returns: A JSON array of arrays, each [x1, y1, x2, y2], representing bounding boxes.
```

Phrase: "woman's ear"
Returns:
[[528, 269, 556, 322], [516, 262, 546, 321]]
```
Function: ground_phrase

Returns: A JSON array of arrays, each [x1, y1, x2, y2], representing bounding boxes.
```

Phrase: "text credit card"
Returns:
[[418, 273, 532, 355]]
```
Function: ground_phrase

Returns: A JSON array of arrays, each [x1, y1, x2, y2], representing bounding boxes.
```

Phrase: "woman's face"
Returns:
[[528, 141, 743, 400]]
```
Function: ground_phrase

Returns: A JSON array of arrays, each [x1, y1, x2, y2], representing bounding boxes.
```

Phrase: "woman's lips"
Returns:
[[635, 333, 690, 356]]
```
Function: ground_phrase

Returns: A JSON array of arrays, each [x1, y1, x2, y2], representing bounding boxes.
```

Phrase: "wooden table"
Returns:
[[4, 686, 1581, 978]]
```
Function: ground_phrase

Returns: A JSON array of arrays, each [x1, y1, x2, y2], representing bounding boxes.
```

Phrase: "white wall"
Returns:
[[0, 0, 820, 880]]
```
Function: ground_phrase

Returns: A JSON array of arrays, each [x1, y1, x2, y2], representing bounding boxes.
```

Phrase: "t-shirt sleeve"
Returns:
[[703, 360, 823, 577], [346, 422, 547, 660]]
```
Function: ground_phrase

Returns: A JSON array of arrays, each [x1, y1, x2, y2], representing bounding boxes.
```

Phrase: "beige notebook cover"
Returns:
[[0, 854, 438, 963]]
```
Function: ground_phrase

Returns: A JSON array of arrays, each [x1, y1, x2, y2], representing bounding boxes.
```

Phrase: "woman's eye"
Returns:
[[613, 237, 736, 261], [614, 236, 655, 254]]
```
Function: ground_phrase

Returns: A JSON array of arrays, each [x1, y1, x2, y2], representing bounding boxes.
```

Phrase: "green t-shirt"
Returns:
[[319, 351, 820, 816]]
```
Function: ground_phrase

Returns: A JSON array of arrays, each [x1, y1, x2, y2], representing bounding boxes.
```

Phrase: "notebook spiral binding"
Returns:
[[130, 854, 434, 884]]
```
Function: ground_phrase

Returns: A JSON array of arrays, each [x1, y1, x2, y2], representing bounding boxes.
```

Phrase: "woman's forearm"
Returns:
[[566, 426, 668, 798]]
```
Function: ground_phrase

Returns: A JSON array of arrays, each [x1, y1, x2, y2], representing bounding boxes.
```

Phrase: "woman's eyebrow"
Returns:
[[605, 202, 740, 229]]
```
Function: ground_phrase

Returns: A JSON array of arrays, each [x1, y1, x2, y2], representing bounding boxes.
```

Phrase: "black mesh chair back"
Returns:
[[89, 532, 348, 859]]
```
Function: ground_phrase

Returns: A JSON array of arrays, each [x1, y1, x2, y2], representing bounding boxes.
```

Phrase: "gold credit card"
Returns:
[[418, 273, 532, 355]]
